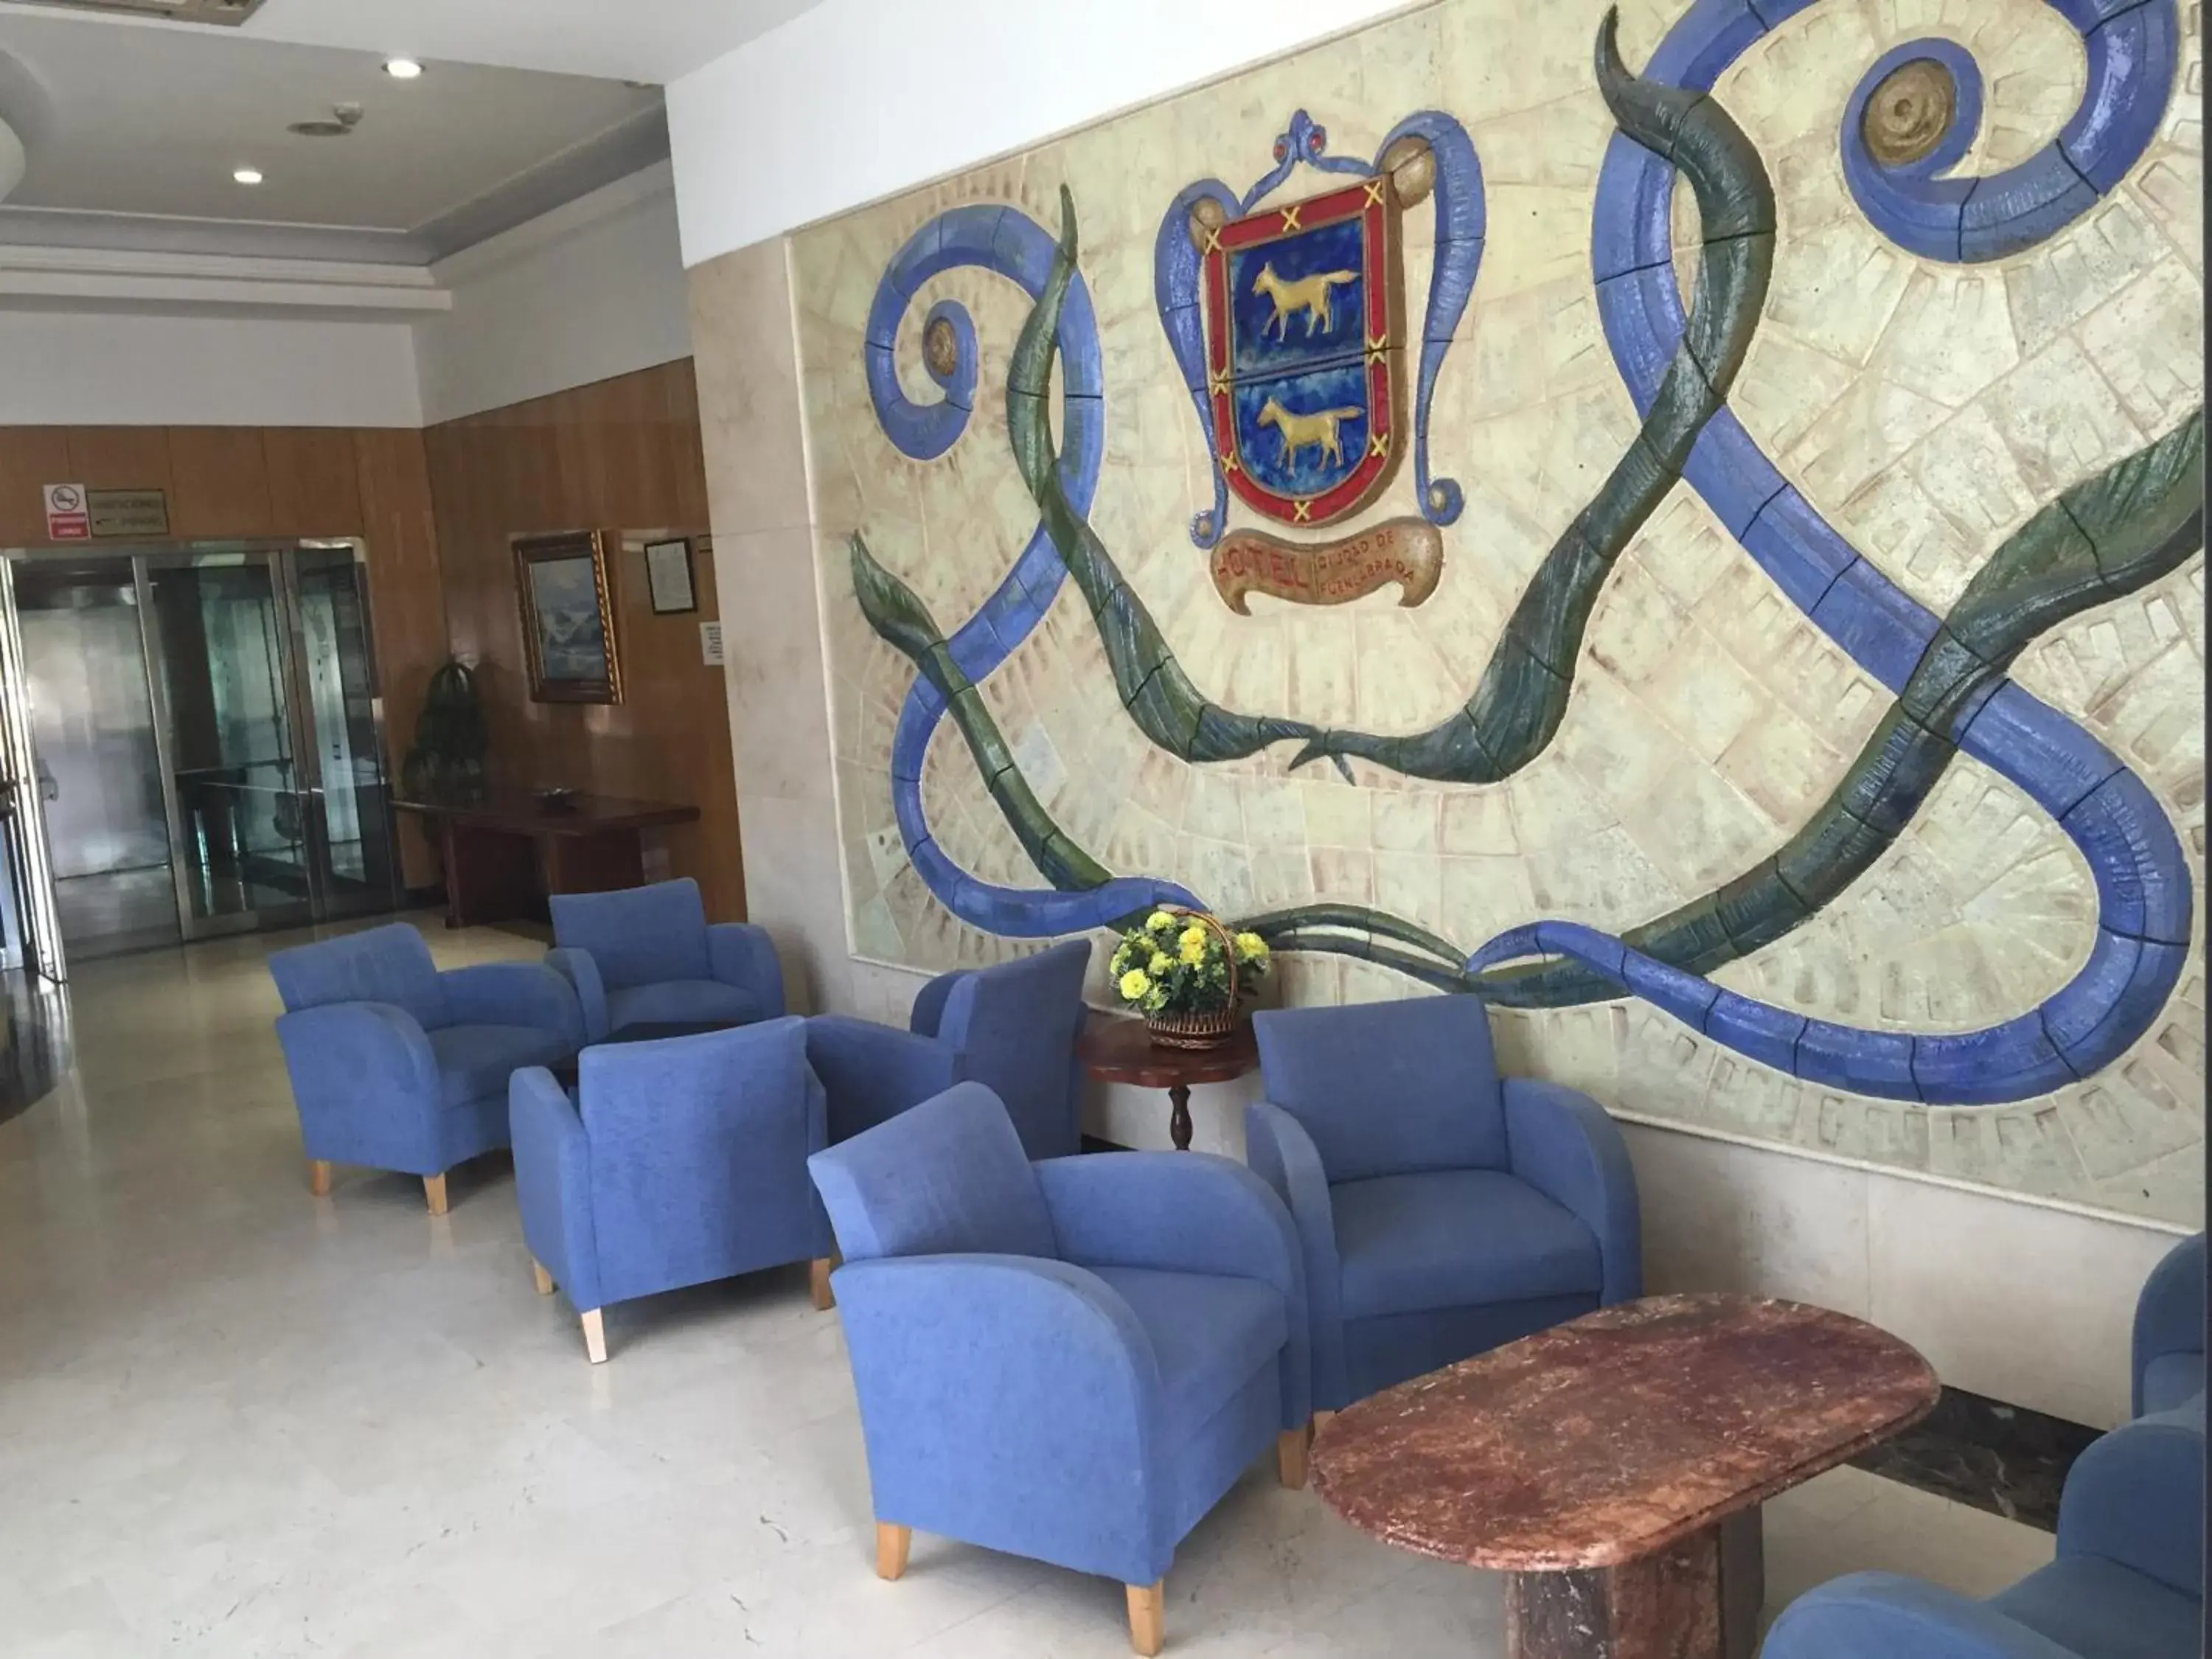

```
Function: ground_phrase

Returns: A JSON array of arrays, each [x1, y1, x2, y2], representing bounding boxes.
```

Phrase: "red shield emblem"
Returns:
[[1201, 175, 1406, 527]]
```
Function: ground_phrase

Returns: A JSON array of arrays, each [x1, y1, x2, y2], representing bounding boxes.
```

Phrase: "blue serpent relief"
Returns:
[[849, 0, 2199, 1109]]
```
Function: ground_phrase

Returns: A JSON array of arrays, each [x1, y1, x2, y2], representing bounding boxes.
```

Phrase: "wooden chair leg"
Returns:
[[809, 1257, 836, 1311], [532, 1260, 554, 1296], [874, 1521, 911, 1582], [1126, 1581, 1165, 1657], [1278, 1426, 1310, 1490], [307, 1159, 332, 1197], [580, 1308, 607, 1364], [422, 1174, 448, 1216]]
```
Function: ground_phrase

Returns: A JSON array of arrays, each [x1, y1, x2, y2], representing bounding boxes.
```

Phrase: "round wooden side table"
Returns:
[[1075, 1016, 1260, 1151]]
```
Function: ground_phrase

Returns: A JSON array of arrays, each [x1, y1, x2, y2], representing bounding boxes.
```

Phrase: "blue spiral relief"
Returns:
[[1840, 1, 2178, 262], [870, 206, 1197, 938], [860, 0, 2195, 1103], [1521, 0, 2194, 1102]]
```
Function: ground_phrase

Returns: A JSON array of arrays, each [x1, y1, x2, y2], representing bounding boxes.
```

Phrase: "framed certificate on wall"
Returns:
[[645, 537, 697, 615]]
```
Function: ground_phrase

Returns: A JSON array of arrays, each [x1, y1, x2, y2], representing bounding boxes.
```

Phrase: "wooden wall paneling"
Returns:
[[167, 427, 274, 538], [422, 417, 498, 663], [0, 428, 77, 546], [421, 361, 743, 919], [664, 361, 712, 530], [657, 537, 742, 920], [352, 428, 448, 889], [551, 380, 612, 529], [265, 428, 365, 535], [64, 428, 176, 502]]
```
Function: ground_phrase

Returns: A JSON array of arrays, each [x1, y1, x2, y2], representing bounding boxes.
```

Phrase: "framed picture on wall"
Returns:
[[513, 530, 622, 703], [644, 537, 697, 615]]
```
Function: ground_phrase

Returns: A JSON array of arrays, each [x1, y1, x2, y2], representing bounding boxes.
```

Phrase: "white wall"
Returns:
[[413, 162, 695, 425], [0, 309, 422, 427], [665, 0, 1419, 265]]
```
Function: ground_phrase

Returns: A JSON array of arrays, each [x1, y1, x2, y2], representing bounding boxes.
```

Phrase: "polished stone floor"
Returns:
[[1, 919, 2060, 1657]]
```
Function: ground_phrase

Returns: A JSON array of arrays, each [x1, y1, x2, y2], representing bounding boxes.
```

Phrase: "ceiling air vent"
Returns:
[[10, 0, 267, 24]]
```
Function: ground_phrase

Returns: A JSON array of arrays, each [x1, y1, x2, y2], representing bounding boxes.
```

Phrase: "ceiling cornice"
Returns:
[[0, 242, 451, 316]]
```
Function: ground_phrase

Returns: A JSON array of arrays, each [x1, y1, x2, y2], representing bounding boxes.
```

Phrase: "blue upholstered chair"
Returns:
[[804, 939, 1091, 1158], [546, 877, 785, 1044], [808, 1082, 1307, 1657], [269, 922, 581, 1213], [1247, 994, 1641, 1412], [2134, 1231, 2205, 1418], [1763, 1401, 2205, 1659], [509, 1016, 835, 1363]]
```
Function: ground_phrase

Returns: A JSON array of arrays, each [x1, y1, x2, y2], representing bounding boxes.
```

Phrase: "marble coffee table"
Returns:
[[1311, 1293, 1939, 1658]]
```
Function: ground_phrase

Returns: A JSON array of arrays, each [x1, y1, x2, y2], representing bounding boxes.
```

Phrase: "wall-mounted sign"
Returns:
[[41, 484, 89, 541], [88, 488, 170, 540], [699, 621, 725, 667], [645, 537, 697, 614]]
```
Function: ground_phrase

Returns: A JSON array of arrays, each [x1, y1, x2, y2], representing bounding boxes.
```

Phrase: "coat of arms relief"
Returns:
[[1156, 109, 1481, 613]]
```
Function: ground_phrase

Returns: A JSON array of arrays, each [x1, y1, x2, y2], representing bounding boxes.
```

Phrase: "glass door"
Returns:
[[281, 544, 400, 919], [3, 540, 403, 956], [139, 550, 315, 939]]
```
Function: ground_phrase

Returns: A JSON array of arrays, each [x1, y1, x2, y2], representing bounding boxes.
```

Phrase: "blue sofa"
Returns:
[[546, 877, 785, 1043], [1247, 994, 1641, 1411], [1763, 1401, 2205, 1659], [804, 938, 1091, 1158], [2134, 1231, 2205, 1418], [270, 923, 580, 1213], [509, 1016, 835, 1363], [808, 1082, 1307, 1657]]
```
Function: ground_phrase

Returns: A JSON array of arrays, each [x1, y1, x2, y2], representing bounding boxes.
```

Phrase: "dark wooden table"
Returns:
[[394, 790, 699, 928], [1074, 1015, 1259, 1151], [1311, 1294, 1940, 1659]]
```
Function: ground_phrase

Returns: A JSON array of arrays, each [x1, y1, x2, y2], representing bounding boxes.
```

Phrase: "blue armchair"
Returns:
[[269, 922, 580, 1213], [1763, 1401, 2205, 1659], [804, 938, 1091, 1158], [509, 1015, 835, 1363], [807, 1082, 1307, 1657], [1247, 994, 1641, 1412], [2134, 1231, 2205, 1418], [546, 877, 785, 1043]]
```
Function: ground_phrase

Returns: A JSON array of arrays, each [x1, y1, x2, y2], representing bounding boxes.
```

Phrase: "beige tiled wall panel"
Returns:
[[759, 0, 2203, 1223]]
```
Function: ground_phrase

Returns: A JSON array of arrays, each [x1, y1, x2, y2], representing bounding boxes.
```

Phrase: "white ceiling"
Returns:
[[0, 7, 692, 261], [0, 0, 825, 85]]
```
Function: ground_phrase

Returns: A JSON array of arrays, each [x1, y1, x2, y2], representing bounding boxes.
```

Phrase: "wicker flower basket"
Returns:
[[1144, 908, 1244, 1051]]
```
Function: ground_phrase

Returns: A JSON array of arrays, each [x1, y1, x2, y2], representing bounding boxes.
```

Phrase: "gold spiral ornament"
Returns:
[[922, 316, 960, 380], [1861, 57, 1958, 167]]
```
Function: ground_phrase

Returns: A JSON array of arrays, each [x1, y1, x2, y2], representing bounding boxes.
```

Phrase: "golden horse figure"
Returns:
[[1256, 397, 1364, 471], [1251, 261, 1360, 338]]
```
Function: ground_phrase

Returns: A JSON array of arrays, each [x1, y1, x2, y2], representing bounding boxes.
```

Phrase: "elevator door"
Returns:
[[15, 561, 181, 959]]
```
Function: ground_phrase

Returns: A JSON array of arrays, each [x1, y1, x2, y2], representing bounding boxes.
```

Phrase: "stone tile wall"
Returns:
[[710, 0, 2203, 1225]]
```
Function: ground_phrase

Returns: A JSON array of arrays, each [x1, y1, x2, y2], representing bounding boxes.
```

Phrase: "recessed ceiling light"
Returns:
[[233, 167, 264, 185], [383, 58, 424, 80]]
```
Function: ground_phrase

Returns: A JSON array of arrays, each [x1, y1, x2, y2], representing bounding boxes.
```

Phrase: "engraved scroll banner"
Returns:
[[1209, 515, 1443, 612]]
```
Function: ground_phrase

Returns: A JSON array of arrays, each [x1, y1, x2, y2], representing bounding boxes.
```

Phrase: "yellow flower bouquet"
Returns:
[[1107, 906, 1270, 1049]]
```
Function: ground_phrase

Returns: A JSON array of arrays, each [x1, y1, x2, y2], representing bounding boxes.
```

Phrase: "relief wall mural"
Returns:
[[794, 0, 2206, 1222]]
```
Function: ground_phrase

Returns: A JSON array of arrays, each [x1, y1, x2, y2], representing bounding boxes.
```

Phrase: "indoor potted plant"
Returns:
[[400, 657, 488, 803], [1109, 907, 1270, 1049]]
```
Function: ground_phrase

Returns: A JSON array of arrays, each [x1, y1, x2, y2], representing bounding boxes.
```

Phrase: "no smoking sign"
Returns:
[[43, 484, 90, 541]]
